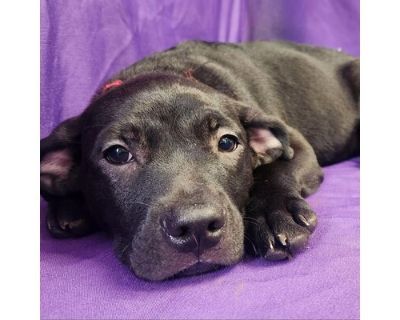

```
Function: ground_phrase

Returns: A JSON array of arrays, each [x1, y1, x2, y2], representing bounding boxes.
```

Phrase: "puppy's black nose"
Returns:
[[160, 206, 225, 255]]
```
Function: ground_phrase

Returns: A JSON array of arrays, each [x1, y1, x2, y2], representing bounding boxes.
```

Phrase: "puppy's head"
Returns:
[[40, 73, 293, 280]]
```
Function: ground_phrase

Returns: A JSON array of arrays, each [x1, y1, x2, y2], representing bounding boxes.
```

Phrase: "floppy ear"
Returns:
[[41, 116, 94, 238], [40, 116, 82, 197], [238, 106, 294, 167]]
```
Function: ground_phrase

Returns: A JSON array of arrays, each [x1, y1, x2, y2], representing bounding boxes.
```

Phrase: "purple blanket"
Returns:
[[41, 1, 360, 318]]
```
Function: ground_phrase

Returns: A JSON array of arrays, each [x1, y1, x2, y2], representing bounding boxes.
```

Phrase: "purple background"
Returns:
[[41, 0, 360, 319]]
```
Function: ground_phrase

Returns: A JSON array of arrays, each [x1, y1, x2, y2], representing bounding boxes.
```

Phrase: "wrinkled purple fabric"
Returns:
[[41, 0, 360, 319]]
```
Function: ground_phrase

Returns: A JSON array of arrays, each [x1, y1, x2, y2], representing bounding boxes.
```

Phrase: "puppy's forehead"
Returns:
[[86, 77, 240, 136], [87, 75, 223, 122], [134, 91, 212, 121]]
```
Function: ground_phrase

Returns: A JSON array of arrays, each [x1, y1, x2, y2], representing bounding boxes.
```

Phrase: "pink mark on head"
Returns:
[[183, 68, 196, 81], [102, 79, 124, 93]]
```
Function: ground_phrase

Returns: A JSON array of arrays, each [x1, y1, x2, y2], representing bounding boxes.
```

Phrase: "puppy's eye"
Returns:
[[218, 135, 238, 152], [104, 145, 134, 164]]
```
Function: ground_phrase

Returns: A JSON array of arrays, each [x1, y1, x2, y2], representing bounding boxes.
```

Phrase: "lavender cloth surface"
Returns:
[[41, 1, 360, 319], [41, 159, 360, 319]]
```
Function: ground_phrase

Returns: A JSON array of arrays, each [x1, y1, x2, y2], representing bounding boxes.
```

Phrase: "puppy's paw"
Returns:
[[46, 199, 95, 238], [47, 211, 92, 238], [245, 197, 317, 260]]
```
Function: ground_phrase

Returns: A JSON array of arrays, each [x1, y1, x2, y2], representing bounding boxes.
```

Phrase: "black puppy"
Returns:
[[40, 41, 359, 281]]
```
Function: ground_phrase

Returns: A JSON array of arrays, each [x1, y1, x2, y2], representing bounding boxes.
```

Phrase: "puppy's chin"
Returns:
[[172, 262, 223, 278], [128, 247, 244, 281], [131, 258, 240, 281]]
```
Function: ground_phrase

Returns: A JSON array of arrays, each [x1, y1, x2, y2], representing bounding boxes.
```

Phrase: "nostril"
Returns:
[[207, 218, 224, 232], [161, 216, 190, 239], [176, 225, 189, 238]]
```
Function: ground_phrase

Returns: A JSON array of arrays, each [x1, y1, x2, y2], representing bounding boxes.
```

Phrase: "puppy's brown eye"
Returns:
[[104, 145, 133, 164], [218, 135, 238, 152]]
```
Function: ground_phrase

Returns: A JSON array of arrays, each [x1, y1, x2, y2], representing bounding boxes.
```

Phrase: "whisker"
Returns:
[[243, 220, 260, 228], [243, 217, 262, 228], [243, 216, 260, 223], [244, 234, 259, 256]]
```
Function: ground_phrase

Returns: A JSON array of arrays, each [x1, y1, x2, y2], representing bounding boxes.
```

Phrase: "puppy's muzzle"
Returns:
[[160, 205, 225, 255]]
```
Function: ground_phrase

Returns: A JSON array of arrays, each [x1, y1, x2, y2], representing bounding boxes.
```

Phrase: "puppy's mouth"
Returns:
[[173, 262, 223, 278]]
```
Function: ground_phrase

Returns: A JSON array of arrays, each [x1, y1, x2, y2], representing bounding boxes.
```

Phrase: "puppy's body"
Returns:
[[114, 41, 359, 164], [41, 41, 359, 280]]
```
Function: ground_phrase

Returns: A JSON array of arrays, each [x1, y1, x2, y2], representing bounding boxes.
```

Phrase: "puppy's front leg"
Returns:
[[245, 128, 323, 260]]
